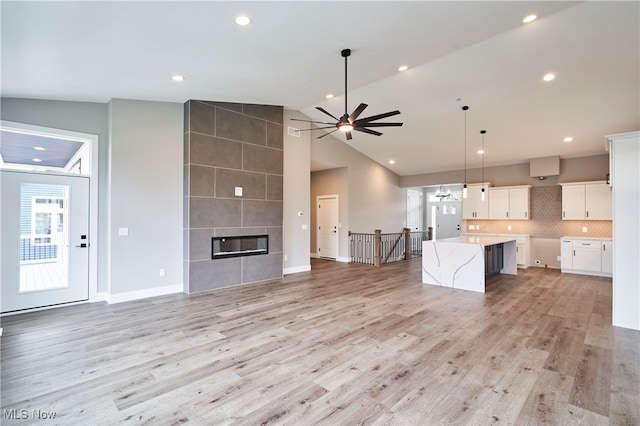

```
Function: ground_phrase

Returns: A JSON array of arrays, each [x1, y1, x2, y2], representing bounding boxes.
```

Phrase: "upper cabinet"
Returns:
[[488, 185, 531, 220], [560, 181, 611, 220], [462, 183, 490, 219]]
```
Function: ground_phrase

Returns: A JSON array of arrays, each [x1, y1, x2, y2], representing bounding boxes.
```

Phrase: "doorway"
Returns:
[[1, 171, 90, 313], [426, 185, 462, 240], [317, 195, 339, 259], [1, 120, 99, 314]]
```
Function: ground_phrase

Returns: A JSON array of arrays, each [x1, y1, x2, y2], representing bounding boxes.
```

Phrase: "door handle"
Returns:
[[75, 243, 88, 248]]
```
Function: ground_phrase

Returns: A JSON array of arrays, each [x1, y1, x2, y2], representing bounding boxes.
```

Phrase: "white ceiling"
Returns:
[[2, 1, 638, 176]]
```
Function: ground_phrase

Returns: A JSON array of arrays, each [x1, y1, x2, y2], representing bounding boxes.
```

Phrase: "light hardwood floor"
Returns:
[[1, 258, 638, 425]]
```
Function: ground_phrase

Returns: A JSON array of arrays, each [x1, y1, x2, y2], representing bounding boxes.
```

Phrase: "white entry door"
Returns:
[[1, 171, 90, 313], [317, 196, 338, 259]]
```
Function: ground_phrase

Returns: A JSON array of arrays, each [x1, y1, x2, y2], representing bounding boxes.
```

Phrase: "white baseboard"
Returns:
[[103, 284, 184, 304], [284, 265, 311, 275]]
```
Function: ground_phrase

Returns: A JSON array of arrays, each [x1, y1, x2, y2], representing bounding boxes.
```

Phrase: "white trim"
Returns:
[[1, 120, 100, 307], [103, 284, 183, 304], [310, 252, 319, 258], [336, 256, 350, 263], [284, 265, 311, 275]]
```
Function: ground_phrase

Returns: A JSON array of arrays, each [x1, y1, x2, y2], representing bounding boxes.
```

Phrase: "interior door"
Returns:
[[317, 196, 338, 259], [1, 171, 89, 313]]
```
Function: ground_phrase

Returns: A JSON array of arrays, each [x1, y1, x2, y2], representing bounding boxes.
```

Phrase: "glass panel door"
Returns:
[[1, 171, 89, 313]]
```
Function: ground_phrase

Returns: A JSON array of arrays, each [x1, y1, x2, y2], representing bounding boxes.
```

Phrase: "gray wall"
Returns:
[[108, 99, 183, 295], [1, 97, 110, 292], [400, 154, 610, 188], [184, 101, 283, 292], [283, 109, 311, 273], [311, 130, 406, 260]]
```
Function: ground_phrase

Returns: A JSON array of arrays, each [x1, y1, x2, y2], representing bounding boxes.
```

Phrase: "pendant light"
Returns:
[[462, 106, 469, 198], [480, 130, 486, 201]]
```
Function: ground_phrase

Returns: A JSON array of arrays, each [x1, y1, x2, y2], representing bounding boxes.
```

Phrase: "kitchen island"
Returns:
[[422, 236, 518, 293]]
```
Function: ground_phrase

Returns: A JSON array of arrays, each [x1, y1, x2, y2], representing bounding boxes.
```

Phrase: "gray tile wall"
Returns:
[[184, 100, 284, 292]]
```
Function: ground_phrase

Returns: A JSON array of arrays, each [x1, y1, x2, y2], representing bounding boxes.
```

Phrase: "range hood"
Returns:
[[530, 155, 560, 179]]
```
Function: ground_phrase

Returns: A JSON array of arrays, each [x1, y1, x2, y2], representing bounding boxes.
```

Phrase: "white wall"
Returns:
[[107, 99, 183, 299], [283, 109, 311, 274]]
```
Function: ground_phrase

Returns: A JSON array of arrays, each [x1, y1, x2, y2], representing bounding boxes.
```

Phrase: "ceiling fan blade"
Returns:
[[353, 127, 383, 136], [315, 106, 340, 122], [353, 110, 401, 126], [348, 103, 368, 123], [317, 129, 339, 139], [356, 122, 403, 128], [290, 118, 336, 126], [345, 131, 353, 141]]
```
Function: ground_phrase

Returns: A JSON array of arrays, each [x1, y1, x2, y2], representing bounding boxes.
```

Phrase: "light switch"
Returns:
[[235, 187, 243, 197], [118, 227, 129, 236], [301, 224, 308, 230]]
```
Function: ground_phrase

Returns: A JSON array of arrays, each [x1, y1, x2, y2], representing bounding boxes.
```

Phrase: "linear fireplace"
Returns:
[[211, 235, 269, 259]]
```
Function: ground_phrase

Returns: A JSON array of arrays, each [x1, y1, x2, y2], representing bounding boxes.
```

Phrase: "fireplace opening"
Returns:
[[212, 235, 269, 259]]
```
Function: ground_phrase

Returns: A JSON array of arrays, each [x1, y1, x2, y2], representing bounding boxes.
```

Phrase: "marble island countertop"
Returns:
[[436, 235, 518, 246]]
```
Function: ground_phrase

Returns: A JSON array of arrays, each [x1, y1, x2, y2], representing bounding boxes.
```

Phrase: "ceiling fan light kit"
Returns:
[[292, 48, 403, 141]]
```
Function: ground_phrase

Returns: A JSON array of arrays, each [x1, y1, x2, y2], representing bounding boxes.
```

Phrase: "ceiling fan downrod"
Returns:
[[342, 48, 351, 124]]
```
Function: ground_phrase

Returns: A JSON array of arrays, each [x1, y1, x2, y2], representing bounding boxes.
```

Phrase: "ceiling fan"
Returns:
[[292, 48, 403, 141]]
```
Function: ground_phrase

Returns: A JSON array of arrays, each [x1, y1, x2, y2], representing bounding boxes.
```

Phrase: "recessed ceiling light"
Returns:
[[564, 136, 573, 142], [32, 158, 42, 163], [398, 65, 408, 72], [523, 14, 537, 23], [389, 160, 396, 164], [477, 149, 485, 155], [326, 93, 334, 99], [171, 75, 185, 82], [34, 146, 46, 151], [235, 15, 252, 26], [543, 73, 556, 82]]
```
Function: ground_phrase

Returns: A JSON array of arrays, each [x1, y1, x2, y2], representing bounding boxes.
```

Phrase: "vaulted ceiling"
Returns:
[[2, 1, 638, 175]]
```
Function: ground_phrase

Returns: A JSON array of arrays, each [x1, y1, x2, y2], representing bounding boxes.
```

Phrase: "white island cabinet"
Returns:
[[422, 236, 517, 293]]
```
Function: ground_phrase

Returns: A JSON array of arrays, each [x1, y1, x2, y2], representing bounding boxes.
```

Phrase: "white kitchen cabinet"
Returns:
[[561, 239, 573, 268], [488, 186, 530, 220], [572, 241, 601, 272], [561, 181, 611, 220], [488, 188, 509, 219], [463, 183, 490, 219], [585, 183, 612, 220], [560, 237, 612, 277], [601, 241, 613, 274]]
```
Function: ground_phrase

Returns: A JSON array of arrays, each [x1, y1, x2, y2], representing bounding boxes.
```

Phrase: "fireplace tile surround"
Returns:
[[183, 100, 283, 293]]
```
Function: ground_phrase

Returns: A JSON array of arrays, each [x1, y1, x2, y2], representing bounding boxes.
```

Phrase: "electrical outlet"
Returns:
[[468, 225, 475, 230], [507, 225, 512, 231], [582, 227, 588, 233], [556, 256, 561, 261], [159, 268, 165, 277]]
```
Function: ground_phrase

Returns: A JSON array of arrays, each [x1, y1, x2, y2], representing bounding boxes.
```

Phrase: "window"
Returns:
[[31, 197, 64, 246]]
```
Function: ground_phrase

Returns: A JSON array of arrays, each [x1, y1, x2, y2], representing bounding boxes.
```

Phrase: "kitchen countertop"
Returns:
[[561, 236, 612, 241], [436, 236, 517, 246]]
